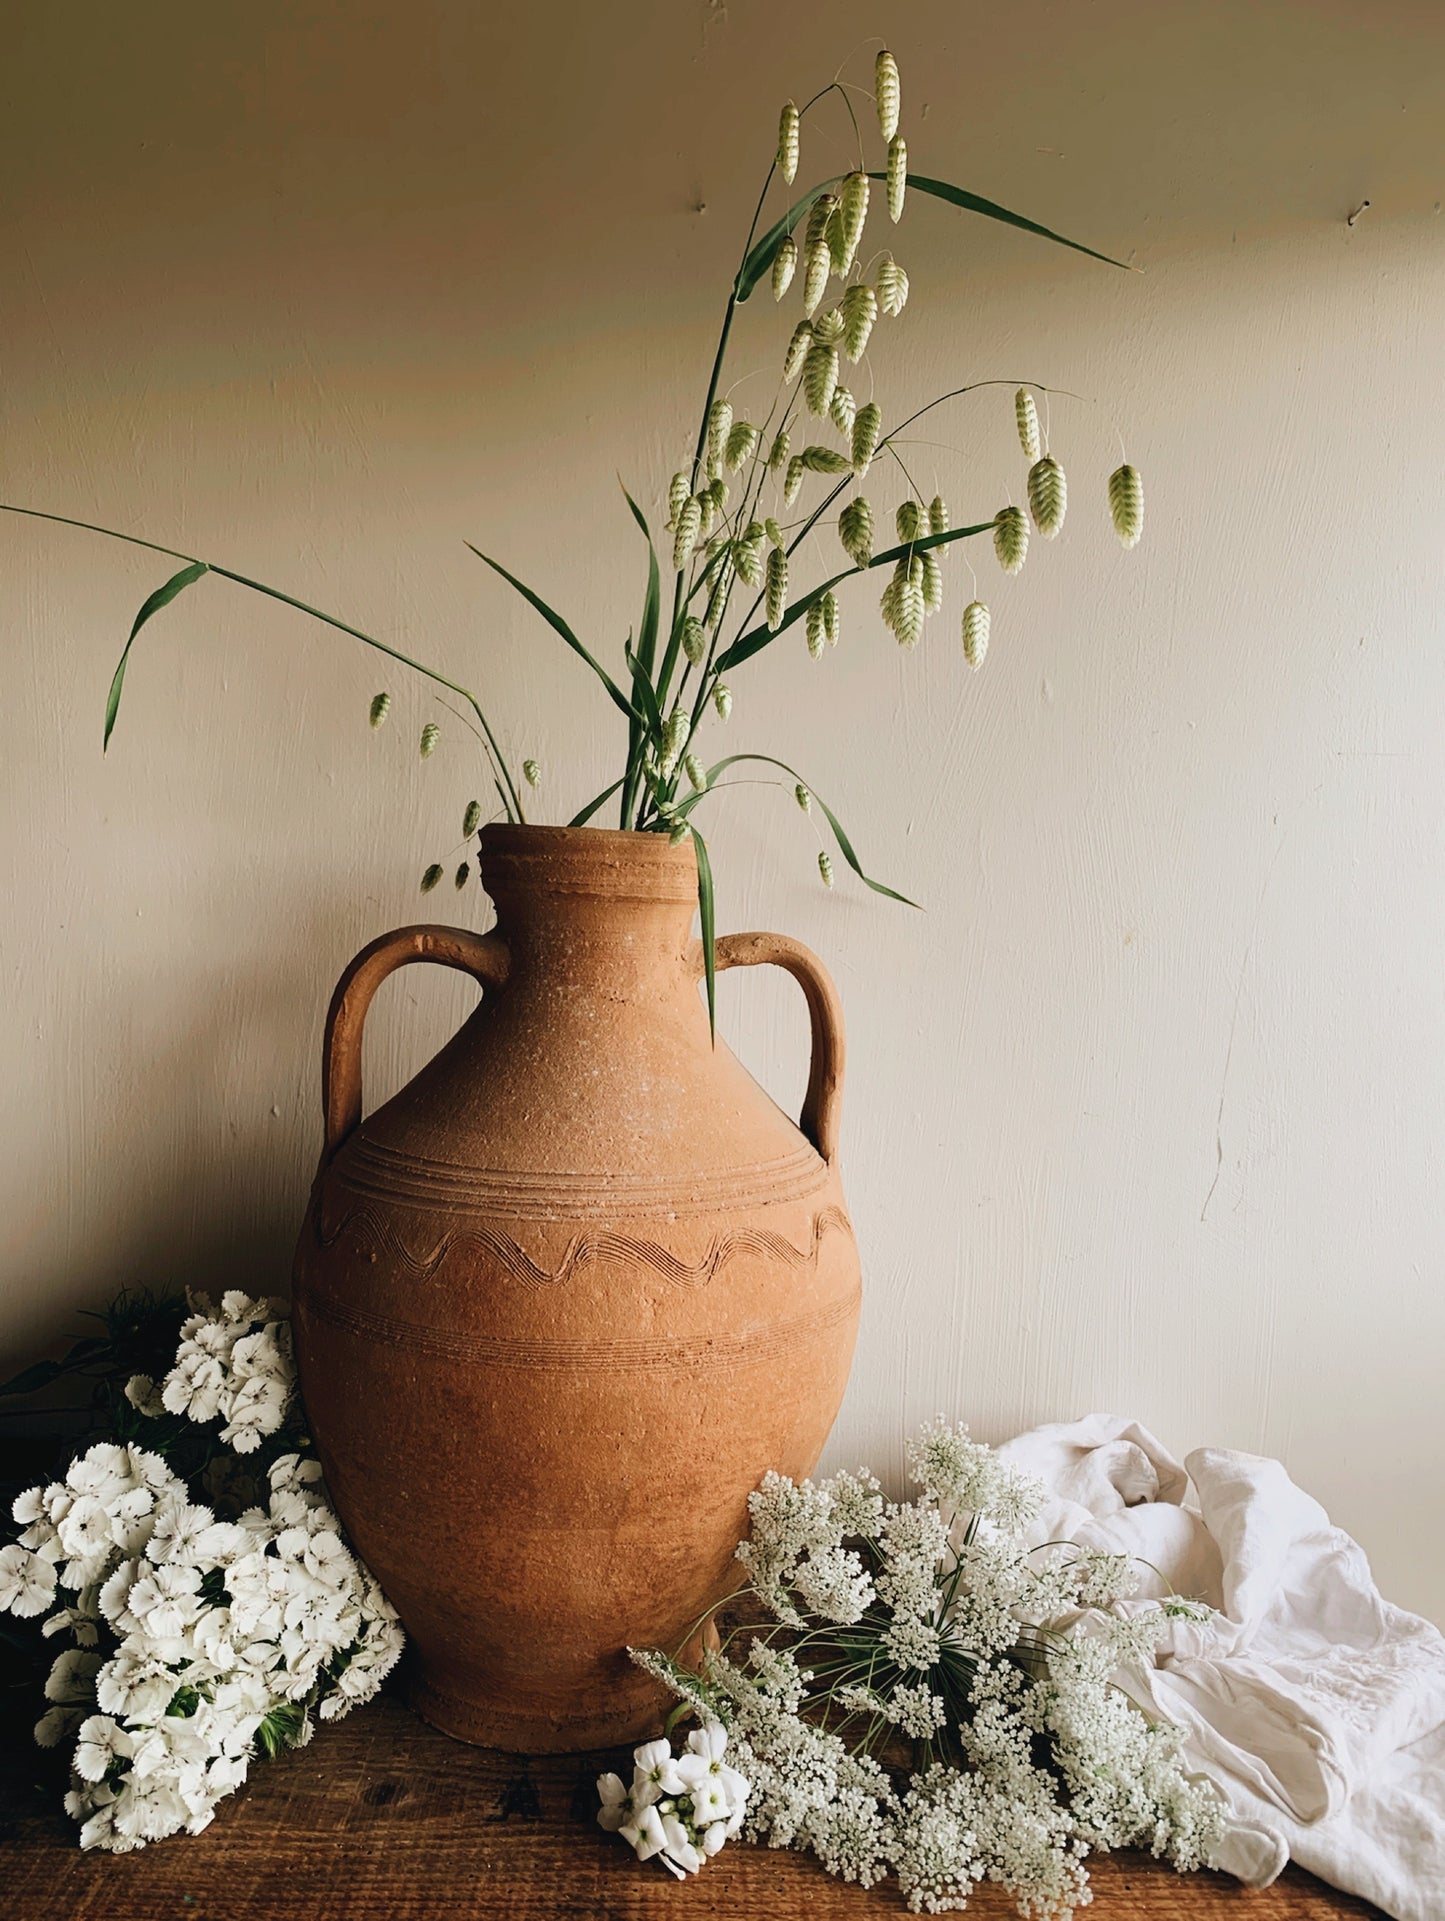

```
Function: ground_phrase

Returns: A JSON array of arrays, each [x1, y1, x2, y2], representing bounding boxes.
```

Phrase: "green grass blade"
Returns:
[[701, 753, 919, 906], [690, 824, 718, 1039], [466, 542, 636, 722], [624, 643, 665, 743], [871, 172, 1131, 270], [104, 560, 209, 748], [621, 488, 662, 677], [735, 179, 844, 301], [714, 520, 994, 673], [568, 777, 626, 826]]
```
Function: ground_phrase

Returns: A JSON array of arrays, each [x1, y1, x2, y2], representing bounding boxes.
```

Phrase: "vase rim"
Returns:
[[477, 820, 698, 904]]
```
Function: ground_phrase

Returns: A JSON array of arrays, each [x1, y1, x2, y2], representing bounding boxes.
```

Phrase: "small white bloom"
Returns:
[[619, 1801, 669, 1860]]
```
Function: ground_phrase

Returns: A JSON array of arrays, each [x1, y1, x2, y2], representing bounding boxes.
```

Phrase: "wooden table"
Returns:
[[0, 1692, 1385, 1919]]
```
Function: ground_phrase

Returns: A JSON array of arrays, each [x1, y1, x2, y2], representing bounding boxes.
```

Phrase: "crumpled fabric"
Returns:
[[997, 1415, 1445, 1921]]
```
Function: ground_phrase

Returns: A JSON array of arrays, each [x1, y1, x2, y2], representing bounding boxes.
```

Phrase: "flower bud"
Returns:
[[454, 861, 471, 890], [896, 499, 924, 544], [733, 529, 764, 587], [419, 722, 440, 759], [420, 862, 443, 893], [767, 427, 791, 471], [802, 444, 852, 474], [681, 615, 707, 664], [368, 691, 391, 729], [818, 849, 835, 888], [782, 322, 813, 384], [1108, 463, 1144, 547], [829, 385, 856, 436], [823, 589, 839, 645], [840, 284, 877, 363], [771, 233, 798, 301], [765, 546, 789, 629], [659, 711, 690, 779], [684, 752, 707, 792], [839, 496, 873, 565], [803, 342, 839, 416], [887, 137, 907, 222], [672, 496, 702, 571], [962, 599, 990, 668], [705, 398, 733, 470], [764, 518, 785, 547], [778, 100, 800, 183], [929, 495, 949, 538], [921, 549, 943, 613], [851, 402, 881, 476], [802, 240, 831, 317], [669, 821, 689, 845], [876, 254, 909, 316], [713, 682, 732, 721], [993, 504, 1028, 575], [1015, 388, 1041, 461], [839, 172, 870, 271], [875, 51, 901, 140], [724, 421, 759, 472], [668, 470, 691, 529], [523, 758, 541, 788], [1027, 454, 1067, 538], [783, 455, 805, 506], [811, 305, 844, 345], [462, 800, 482, 836], [796, 782, 812, 814], [806, 599, 826, 659]]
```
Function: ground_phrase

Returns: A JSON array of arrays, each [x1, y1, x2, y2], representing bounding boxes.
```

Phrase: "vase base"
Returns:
[[404, 1663, 669, 1754]]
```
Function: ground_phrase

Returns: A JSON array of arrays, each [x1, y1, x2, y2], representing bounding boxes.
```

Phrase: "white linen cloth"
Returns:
[[997, 1416, 1445, 1921]]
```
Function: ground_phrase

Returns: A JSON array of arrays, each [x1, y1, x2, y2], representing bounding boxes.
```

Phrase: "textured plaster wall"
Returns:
[[4, 1, 1444, 1618]]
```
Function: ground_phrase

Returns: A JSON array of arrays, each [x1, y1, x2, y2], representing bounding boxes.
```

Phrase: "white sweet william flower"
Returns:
[[596, 1770, 633, 1832], [631, 1736, 686, 1806], [619, 1802, 669, 1860], [0, 1542, 58, 1618], [676, 1721, 750, 1816], [658, 1812, 704, 1878], [74, 1713, 132, 1783]]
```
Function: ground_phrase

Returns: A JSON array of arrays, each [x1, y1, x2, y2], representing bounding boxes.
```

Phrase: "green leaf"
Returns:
[[869, 172, 1131, 271], [103, 560, 210, 748], [736, 171, 1128, 305], [714, 520, 994, 673], [702, 753, 919, 906], [466, 543, 637, 723], [568, 777, 626, 827], [624, 644, 665, 745], [735, 179, 845, 302], [0, 1358, 66, 1397], [621, 488, 662, 678], [691, 824, 718, 1040]]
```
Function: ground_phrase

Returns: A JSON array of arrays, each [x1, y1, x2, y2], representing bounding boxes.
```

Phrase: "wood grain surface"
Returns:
[[0, 1691, 1386, 1920]]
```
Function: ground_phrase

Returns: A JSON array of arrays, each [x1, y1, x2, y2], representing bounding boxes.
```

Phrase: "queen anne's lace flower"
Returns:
[[631, 1418, 1224, 1919], [0, 1296, 403, 1854]]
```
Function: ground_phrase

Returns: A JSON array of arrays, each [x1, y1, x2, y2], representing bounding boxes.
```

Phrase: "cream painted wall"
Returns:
[[4, 1, 1444, 1618]]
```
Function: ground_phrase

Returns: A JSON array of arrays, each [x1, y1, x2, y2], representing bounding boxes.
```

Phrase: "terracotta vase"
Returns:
[[291, 824, 861, 1751]]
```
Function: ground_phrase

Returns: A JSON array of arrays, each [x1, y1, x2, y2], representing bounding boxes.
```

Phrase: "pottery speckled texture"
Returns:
[[291, 824, 861, 1751]]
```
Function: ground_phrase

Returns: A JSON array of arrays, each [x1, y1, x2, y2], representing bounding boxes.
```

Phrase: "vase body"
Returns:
[[291, 824, 860, 1750]]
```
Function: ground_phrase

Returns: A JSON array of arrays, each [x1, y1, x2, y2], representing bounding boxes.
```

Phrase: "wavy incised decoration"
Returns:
[[309, 1199, 854, 1293]]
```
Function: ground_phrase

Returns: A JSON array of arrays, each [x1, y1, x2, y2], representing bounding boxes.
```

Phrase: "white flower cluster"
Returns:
[[632, 1420, 1224, 1918], [127, 1290, 294, 1454], [0, 1296, 402, 1852], [597, 1725, 750, 1878]]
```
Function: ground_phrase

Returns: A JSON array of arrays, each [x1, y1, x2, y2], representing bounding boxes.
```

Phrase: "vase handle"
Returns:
[[710, 932, 846, 1166], [319, 924, 510, 1165]]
